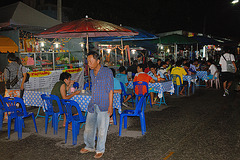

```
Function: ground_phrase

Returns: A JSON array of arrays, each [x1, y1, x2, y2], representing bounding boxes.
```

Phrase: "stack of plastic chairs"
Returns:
[[119, 93, 148, 136], [4, 97, 38, 140], [41, 94, 64, 135], [61, 99, 86, 145]]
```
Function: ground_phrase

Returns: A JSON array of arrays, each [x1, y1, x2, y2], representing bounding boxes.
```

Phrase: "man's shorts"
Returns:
[[221, 72, 235, 82]]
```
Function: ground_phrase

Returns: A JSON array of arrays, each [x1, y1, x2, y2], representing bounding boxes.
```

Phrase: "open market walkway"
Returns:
[[0, 86, 240, 160]]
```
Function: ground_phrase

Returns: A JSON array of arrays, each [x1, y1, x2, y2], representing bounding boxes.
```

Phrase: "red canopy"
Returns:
[[37, 17, 138, 38]]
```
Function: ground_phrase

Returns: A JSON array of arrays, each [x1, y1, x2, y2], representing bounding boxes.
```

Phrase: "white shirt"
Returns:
[[209, 64, 217, 77], [219, 53, 235, 72]]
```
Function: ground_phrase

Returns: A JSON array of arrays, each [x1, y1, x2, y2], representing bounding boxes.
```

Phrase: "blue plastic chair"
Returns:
[[83, 82, 92, 91], [171, 74, 186, 96], [163, 72, 169, 81], [3, 97, 38, 140], [73, 82, 79, 89], [133, 81, 152, 108], [0, 95, 8, 131], [41, 94, 64, 135], [120, 82, 134, 107], [119, 93, 148, 136], [61, 99, 86, 145]]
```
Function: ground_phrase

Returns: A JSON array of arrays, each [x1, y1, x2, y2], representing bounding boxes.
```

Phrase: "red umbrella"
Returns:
[[36, 17, 137, 87], [37, 17, 138, 52], [38, 17, 137, 38]]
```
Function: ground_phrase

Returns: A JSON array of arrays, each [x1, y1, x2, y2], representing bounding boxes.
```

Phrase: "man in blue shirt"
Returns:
[[80, 51, 114, 159]]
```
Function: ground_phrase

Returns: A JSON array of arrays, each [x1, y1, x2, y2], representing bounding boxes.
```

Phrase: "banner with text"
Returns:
[[25, 68, 84, 90]]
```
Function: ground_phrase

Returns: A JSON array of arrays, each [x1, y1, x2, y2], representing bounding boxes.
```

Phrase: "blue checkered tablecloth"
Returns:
[[196, 71, 208, 81], [23, 91, 122, 114], [183, 75, 197, 86], [128, 81, 174, 98]]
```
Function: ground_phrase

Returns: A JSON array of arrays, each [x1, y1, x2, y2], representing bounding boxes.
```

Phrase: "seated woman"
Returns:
[[148, 64, 165, 104], [51, 72, 81, 129]]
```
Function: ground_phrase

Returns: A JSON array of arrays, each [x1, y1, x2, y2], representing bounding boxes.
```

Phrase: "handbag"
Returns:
[[222, 54, 235, 73], [5, 68, 19, 89]]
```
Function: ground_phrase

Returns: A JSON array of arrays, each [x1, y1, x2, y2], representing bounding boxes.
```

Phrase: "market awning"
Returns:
[[0, 35, 18, 53], [157, 34, 197, 45]]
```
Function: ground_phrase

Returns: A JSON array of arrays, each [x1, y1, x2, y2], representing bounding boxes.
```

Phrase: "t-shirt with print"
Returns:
[[171, 67, 187, 85]]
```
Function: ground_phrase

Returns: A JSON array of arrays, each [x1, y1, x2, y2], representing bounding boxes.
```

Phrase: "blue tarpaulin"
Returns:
[[88, 26, 158, 42]]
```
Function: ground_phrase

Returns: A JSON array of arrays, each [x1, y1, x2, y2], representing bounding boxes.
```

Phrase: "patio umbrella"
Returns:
[[36, 16, 138, 53], [36, 16, 138, 88]]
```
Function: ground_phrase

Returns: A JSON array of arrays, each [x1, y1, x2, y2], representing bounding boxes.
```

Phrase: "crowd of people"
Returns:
[[1, 46, 237, 159], [122, 46, 237, 97]]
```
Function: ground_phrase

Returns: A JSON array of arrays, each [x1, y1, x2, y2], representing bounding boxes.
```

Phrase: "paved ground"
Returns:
[[0, 84, 240, 160]]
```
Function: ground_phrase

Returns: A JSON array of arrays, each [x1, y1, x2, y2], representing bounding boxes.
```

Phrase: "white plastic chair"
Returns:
[[210, 71, 220, 89]]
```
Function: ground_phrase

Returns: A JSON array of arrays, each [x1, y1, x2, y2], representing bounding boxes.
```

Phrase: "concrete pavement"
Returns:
[[0, 86, 240, 160]]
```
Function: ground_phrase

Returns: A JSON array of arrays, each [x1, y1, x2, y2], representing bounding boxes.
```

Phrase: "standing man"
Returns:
[[219, 47, 237, 96], [80, 51, 114, 159]]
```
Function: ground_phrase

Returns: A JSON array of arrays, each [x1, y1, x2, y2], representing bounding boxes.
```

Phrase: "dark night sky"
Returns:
[[1, 0, 240, 40]]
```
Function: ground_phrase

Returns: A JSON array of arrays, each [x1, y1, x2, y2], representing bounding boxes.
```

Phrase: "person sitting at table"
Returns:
[[193, 59, 200, 71], [158, 62, 168, 78], [206, 60, 218, 88], [165, 59, 172, 73], [148, 64, 165, 104], [189, 60, 197, 75], [184, 62, 196, 75], [51, 72, 81, 129], [109, 68, 121, 124], [148, 64, 165, 81], [127, 60, 138, 74], [133, 63, 156, 104], [171, 61, 187, 95], [116, 66, 133, 106]]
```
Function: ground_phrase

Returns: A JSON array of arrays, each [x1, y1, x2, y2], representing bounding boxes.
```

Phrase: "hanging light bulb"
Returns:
[[53, 41, 61, 48], [39, 39, 46, 47], [107, 49, 111, 54]]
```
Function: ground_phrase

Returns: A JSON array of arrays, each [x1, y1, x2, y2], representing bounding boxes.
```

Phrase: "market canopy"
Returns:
[[0, 2, 61, 32], [0, 35, 18, 53], [37, 17, 138, 38], [191, 36, 221, 45], [156, 34, 197, 45], [88, 26, 158, 42]]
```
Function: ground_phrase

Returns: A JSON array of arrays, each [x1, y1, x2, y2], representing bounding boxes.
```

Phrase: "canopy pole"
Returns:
[[174, 43, 177, 62], [115, 48, 117, 65], [86, 33, 89, 54], [86, 33, 90, 90], [121, 38, 124, 66]]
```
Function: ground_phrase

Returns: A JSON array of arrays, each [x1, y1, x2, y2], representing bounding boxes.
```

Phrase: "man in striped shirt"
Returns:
[[80, 51, 114, 159]]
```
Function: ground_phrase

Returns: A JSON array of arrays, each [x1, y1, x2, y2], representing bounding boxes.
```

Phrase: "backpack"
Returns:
[[222, 54, 235, 73]]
